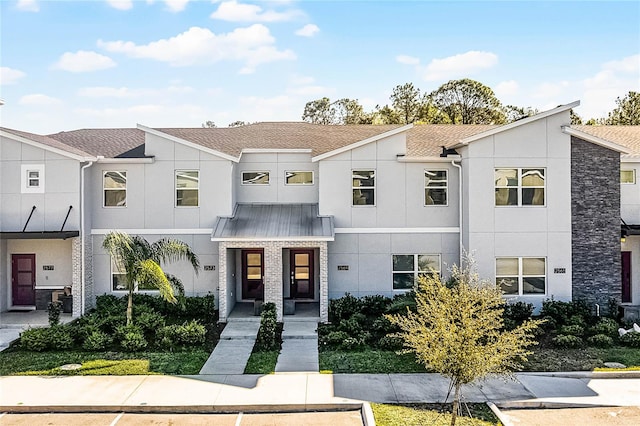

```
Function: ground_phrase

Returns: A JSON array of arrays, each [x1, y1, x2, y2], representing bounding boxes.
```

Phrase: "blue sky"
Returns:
[[1, 0, 638, 134]]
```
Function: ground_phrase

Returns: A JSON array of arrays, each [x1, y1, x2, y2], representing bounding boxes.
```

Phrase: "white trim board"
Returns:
[[92, 228, 213, 235], [211, 236, 334, 242], [334, 227, 460, 234]]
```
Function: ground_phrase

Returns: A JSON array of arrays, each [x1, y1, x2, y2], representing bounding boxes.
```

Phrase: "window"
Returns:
[[621, 169, 636, 184], [495, 168, 545, 206], [496, 257, 546, 295], [285, 171, 314, 185], [104, 171, 127, 207], [353, 170, 375, 206], [111, 257, 156, 292], [425, 170, 447, 205], [21, 164, 44, 193], [176, 170, 199, 207], [242, 171, 270, 185], [392, 254, 441, 290]]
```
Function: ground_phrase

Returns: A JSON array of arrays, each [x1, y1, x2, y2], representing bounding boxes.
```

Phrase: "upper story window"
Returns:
[[621, 169, 636, 184], [496, 257, 546, 295], [425, 170, 447, 205], [495, 168, 545, 206], [176, 170, 199, 207], [242, 171, 270, 185], [353, 170, 375, 206], [103, 171, 127, 207], [21, 164, 44, 193], [285, 171, 314, 185], [392, 254, 441, 290], [111, 256, 156, 292]]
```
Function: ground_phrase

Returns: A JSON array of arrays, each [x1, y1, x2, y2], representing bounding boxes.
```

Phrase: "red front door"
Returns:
[[622, 251, 632, 303], [12, 254, 36, 306]]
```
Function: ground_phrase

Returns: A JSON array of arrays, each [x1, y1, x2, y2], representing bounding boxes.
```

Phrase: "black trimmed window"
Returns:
[[392, 254, 441, 290], [496, 257, 546, 295], [495, 168, 545, 206], [352, 170, 375, 206]]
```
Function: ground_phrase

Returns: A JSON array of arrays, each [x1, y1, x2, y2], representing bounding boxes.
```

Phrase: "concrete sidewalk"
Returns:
[[1, 373, 639, 413]]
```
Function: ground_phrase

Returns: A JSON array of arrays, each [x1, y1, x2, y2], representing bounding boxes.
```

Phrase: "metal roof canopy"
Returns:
[[212, 204, 334, 241], [0, 231, 79, 240]]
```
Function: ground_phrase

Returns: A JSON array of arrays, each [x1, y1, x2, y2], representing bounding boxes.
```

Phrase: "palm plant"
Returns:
[[102, 231, 200, 325]]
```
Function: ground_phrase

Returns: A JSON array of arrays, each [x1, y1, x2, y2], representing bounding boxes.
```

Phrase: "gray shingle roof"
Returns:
[[212, 203, 334, 241], [47, 128, 145, 158], [573, 125, 640, 156], [1, 127, 92, 158]]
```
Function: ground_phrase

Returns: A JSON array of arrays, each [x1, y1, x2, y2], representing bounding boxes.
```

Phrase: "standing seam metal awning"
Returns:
[[211, 204, 334, 241]]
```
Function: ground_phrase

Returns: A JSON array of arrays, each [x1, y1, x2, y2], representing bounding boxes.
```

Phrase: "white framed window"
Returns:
[[425, 170, 447, 205], [21, 164, 44, 193], [111, 257, 157, 292], [392, 254, 441, 290], [495, 168, 545, 206], [496, 257, 546, 295], [353, 170, 375, 206], [103, 171, 127, 207], [242, 171, 270, 185], [176, 170, 199, 207], [621, 169, 636, 184], [285, 171, 314, 185]]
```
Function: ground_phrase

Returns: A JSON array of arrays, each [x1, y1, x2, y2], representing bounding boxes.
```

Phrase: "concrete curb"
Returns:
[[517, 370, 640, 379], [495, 401, 622, 409], [361, 402, 375, 426], [486, 402, 513, 426]]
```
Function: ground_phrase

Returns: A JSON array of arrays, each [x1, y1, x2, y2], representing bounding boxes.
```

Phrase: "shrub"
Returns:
[[376, 335, 404, 350], [619, 332, 640, 348], [120, 330, 147, 351], [48, 326, 74, 350], [371, 317, 397, 335], [589, 317, 619, 337], [552, 334, 584, 349], [559, 324, 585, 336], [320, 331, 350, 348], [329, 293, 362, 323], [82, 330, 112, 351], [587, 334, 614, 348], [360, 295, 390, 318], [567, 315, 587, 328], [341, 336, 366, 351], [182, 294, 216, 321], [385, 291, 417, 314], [115, 323, 144, 341], [95, 294, 124, 316], [541, 299, 591, 326], [136, 310, 165, 334], [48, 301, 63, 326], [20, 328, 50, 352], [503, 301, 534, 324], [255, 302, 279, 351]]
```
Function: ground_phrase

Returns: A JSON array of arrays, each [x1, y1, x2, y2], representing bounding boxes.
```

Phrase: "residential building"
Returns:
[[1, 101, 638, 322]]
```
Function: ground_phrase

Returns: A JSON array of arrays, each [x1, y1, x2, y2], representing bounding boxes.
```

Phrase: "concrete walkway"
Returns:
[[275, 321, 318, 373], [198, 321, 260, 375], [0, 373, 639, 413]]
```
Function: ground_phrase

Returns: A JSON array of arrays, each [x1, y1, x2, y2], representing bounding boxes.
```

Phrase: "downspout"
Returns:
[[452, 159, 463, 264], [80, 160, 95, 315]]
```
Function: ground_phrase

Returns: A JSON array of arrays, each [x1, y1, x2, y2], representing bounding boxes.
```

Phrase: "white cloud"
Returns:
[[17, 0, 39, 12], [0, 67, 26, 85], [421, 51, 498, 81], [161, 0, 190, 12], [106, 0, 133, 10], [19, 94, 62, 106], [396, 55, 420, 65], [494, 80, 519, 97], [74, 103, 207, 127], [295, 24, 319, 37], [98, 25, 295, 73], [210, 0, 302, 22], [532, 81, 571, 99], [52, 50, 117, 72], [238, 95, 300, 121], [78, 85, 194, 98]]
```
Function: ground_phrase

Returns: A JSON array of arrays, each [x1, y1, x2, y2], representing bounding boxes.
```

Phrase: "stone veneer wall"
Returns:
[[218, 240, 328, 323], [71, 237, 82, 317], [571, 136, 621, 314]]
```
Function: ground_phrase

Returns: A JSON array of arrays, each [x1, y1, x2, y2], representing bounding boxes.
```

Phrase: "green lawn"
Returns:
[[371, 403, 500, 426], [0, 349, 210, 376], [244, 350, 280, 374], [320, 346, 640, 374]]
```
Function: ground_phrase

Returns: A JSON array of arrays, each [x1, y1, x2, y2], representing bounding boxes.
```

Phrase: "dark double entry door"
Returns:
[[241, 249, 314, 300]]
